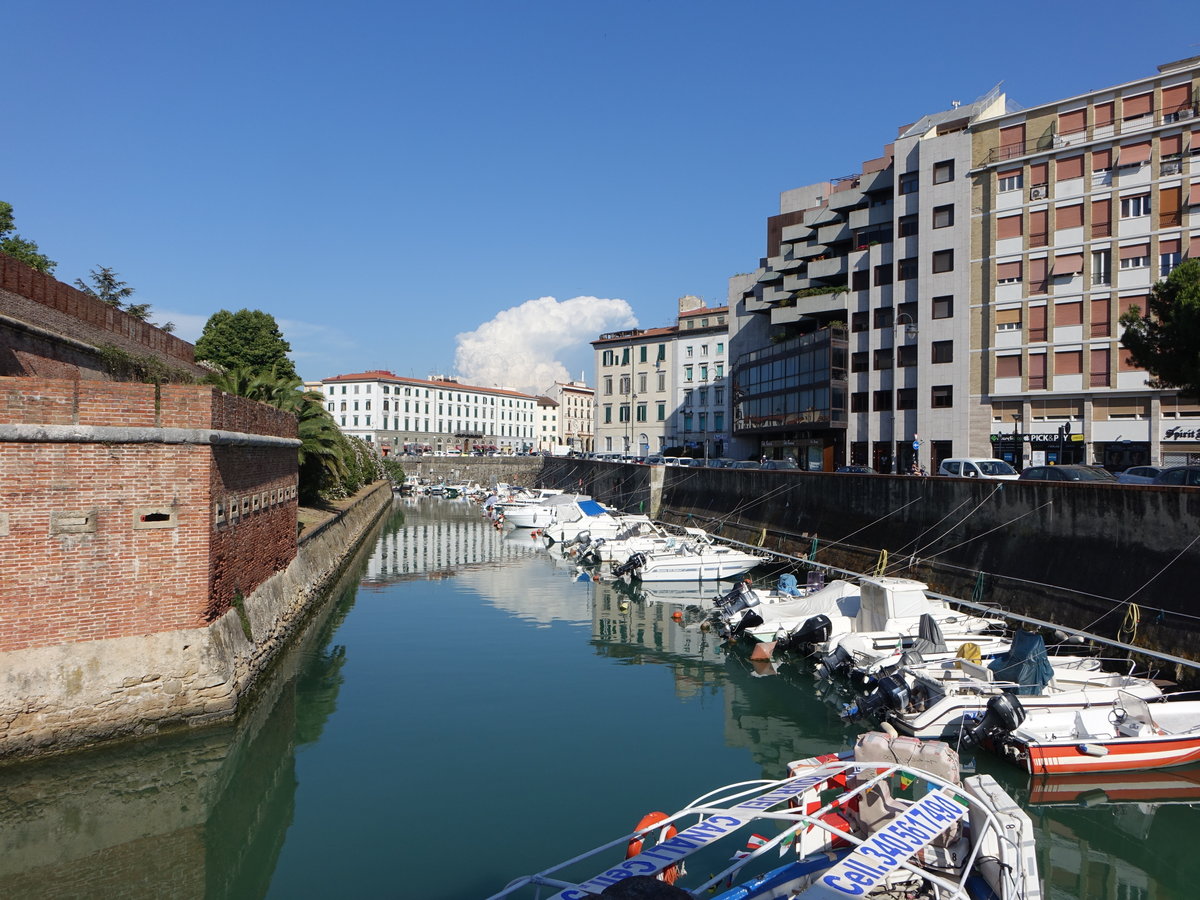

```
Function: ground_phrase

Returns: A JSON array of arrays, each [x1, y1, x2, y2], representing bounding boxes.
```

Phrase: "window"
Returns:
[[996, 307, 1022, 332], [932, 160, 954, 184], [932, 341, 954, 364], [873, 390, 893, 411], [932, 205, 954, 229], [657, 403, 666, 420], [874, 307, 893, 329], [716, 342, 723, 354], [932, 296, 954, 319], [898, 257, 918, 280], [932, 250, 954, 273], [896, 388, 917, 410], [686, 345, 694, 358], [714, 388, 724, 403], [852, 269, 870, 291], [604, 376, 612, 395], [700, 344, 708, 356], [636, 404, 647, 422], [899, 172, 919, 194], [997, 261, 1022, 284], [1120, 253, 1149, 270], [715, 363, 724, 378], [874, 264, 893, 286], [714, 412, 724, 430], [657, 372, 666, 391], [898, 345, 918, 367], [851, 351, 868, 373], [639, 346, 647, 363], [1120, 194, 1150, 218], [698, 388, 707, 405], [1162, 249, 1182, 276], [998, 172, 1023, 192], [619, 376, 630, 394], [684, 389, 693, 407], [851, 311, 868, 332], [684, 366, 693, 381], [873, 348, 893, 370], [1092, 249, 1112, 285], [996, 355, 1022, 378], [931, 385, 954, 408], [638, 373, 647, 393], [604, 406, 612, 423], [683, 413, 693, 431], [851, 392, 868, 412], [619, 405, 630, 423], [898, 215, 918, 237], [699, 364, 708, 381]]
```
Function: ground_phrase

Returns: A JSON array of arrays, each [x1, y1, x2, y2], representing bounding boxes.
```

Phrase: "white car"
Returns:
[[937, 458, 1019, 480]]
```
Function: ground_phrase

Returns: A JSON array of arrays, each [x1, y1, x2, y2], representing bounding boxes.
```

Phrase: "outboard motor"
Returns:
[[963, 692, 1027, 746], [841, 674, 910, 722], [787, 614, 832, 649], [814, 644, 853, 681], [579, 538, 605, 566], [612, 552, 647, 578]]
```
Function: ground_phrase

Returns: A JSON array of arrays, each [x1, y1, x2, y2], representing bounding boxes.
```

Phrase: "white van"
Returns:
[[937, 458, 1019, 480]]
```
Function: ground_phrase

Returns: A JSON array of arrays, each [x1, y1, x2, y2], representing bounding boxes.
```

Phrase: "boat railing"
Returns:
[[487, 757, 1028, 900]]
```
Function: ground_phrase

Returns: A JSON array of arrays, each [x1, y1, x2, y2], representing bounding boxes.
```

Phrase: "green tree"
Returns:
[[196, 309, 297, 380], [0, 201, 56, 273], [75, 265, 137, 309], [1120, 258, 1200, 397]]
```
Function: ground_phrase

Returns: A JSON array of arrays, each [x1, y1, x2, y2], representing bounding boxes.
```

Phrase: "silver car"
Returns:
[[1116, 465, 1164, 484]]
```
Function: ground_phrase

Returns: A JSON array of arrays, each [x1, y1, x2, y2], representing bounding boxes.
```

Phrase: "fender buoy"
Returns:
[[627, 812, 682, 884]]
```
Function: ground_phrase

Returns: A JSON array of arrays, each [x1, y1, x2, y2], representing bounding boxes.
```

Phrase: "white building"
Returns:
[[535, 395, 558, 453], [672, 298, 731, 459], [319, 370, 539, 455]]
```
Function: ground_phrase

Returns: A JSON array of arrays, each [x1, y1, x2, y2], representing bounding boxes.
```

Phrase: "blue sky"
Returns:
[[6, 1, 1197, 391]]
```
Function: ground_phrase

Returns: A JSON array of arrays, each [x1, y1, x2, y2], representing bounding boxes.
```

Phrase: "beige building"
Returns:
[[970, 55, 1200, 470], [544, 380, 595, 452]]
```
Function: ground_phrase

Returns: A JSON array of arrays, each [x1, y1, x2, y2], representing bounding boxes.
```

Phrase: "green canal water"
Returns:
[[1, 497, 1199, 898]]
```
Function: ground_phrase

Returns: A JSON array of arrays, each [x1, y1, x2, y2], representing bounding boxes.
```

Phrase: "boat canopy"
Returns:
[[988, 629, 1054, 695], [856, 577, 933, 632], [577, 499, 607, 517]]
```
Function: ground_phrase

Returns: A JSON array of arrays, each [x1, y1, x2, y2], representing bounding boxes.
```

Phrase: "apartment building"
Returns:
[[971, 56, 1200, 470], [544, 380, 595, 452], [592, 326, 677, 456], [319, 370, 538, 454], [672, 299, 731, 459], [732, 93, 1004, 472], [535, 395, 558, 453]]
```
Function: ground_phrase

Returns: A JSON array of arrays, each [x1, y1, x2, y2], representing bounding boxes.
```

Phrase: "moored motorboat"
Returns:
[[612, 532, 767, 583], [489, 731, 1040, 900], [977, 689, 1200, 775]]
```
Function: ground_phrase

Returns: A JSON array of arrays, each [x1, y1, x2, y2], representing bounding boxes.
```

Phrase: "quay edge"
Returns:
[[0, 482, 393, 762]]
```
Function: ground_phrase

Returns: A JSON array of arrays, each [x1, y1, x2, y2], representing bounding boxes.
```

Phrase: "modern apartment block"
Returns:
[[320, 370, 538, 454], [730, 56, 1200, 472], [733, 93, 1004, 472], [971, 56, 1200, 470], [544, 380, 595, 452]]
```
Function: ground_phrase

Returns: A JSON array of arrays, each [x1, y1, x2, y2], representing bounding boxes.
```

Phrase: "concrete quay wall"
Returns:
[[541, 460, 1200, 672], [0, 481, 393, 760], [400, 455, 546, 488]]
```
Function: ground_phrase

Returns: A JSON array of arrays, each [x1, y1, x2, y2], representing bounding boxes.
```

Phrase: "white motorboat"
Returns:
[[539, 500, 638, 545], [490, 730, 1040, 900], [610, 533, 767, 582], [502, 493, 589, 528], [842, 632, 1164, 741]]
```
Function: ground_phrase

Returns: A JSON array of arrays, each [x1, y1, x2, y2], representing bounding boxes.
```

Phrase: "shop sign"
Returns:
[[990, 433, 1083, 444], [1163, 426, 1200, 441]]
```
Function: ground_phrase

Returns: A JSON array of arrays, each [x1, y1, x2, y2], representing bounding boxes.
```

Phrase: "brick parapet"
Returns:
[[0, 251, 202, 373]]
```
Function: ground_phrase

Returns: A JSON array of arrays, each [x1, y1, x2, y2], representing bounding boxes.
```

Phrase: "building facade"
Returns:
[[319, 370, 539, 455], [672, 298, 731, 459], [592, 327, 677, 456], [535, 395, 558, 453], [544, 380, 595, 452], [728, 56, 1200, 472], [970, 56, 1200, 471]]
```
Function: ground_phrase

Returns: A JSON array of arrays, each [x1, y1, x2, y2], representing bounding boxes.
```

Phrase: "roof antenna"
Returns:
[[951, 100, 961, 109]]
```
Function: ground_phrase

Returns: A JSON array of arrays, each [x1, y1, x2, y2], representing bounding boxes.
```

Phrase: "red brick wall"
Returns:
[[0, 379, 298, 650], [0, 251, 203, 374]]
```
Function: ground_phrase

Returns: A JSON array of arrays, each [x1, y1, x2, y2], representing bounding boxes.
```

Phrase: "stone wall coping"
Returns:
[[0, 422, 301, 448]]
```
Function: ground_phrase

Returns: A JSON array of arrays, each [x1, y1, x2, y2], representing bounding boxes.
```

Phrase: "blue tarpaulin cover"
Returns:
[[578, 500, 607, 517], [988, 629, 1054, 695]]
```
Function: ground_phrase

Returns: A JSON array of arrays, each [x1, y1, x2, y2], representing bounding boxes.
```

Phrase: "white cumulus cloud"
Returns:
[[454, 296, 637, 395]]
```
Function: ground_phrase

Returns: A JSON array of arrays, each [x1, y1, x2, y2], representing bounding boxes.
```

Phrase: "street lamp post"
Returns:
[[890, 312, 918, 473]]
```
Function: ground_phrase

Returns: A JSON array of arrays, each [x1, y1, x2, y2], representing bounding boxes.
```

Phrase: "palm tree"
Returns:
[[208, 366, 349, 502]]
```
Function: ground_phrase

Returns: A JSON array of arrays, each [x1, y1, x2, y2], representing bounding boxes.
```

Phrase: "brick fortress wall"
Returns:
[[0, 252, 208, 380], [0, 377, 298, 653]]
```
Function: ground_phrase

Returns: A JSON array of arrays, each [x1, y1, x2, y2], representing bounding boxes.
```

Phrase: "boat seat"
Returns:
[[852, 780, 961, 848]]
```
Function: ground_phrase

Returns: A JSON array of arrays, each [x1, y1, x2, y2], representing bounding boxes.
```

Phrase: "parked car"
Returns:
[[1153, 466, 1200, 487], [1018, 465, 1118, 483], [730, 460, 761, 469], [645, 455, 665, 466], [761, 458, 799, 470], [708, 458, 736, 468], [937, 458, 1020, 480], [835, 465, 876, 474], [1116, 465, 1165, 484]]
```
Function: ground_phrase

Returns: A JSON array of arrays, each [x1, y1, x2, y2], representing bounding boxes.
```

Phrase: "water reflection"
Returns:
[[2, 499, 1199, 899]]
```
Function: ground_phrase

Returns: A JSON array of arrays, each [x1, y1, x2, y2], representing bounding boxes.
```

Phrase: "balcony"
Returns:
[[817, 221, 852, 245], [808, 255, 848, 280], [848, 203, 892, 231], [828, 187, 864, 212]]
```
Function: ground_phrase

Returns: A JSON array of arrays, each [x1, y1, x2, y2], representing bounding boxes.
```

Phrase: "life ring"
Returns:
[[626, 811, 682, 884]]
